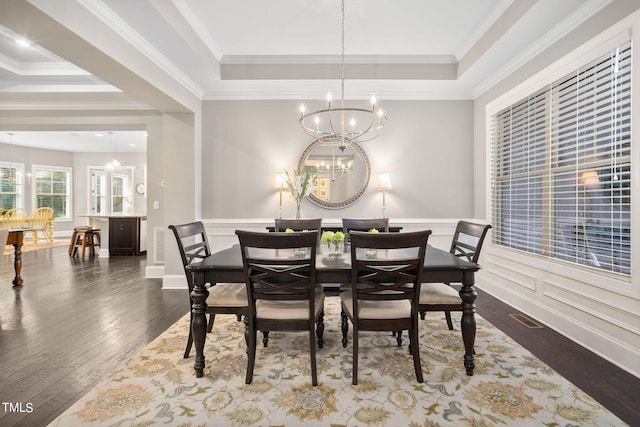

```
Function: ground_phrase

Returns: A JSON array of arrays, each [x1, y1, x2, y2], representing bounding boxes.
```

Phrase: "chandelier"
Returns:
[[311, 146, 354, 181], [298, 0, 386, 147]]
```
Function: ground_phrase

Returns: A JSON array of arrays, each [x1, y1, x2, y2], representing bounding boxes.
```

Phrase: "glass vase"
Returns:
[[295, 203, 303, 219], [329, 241, 342, 255]]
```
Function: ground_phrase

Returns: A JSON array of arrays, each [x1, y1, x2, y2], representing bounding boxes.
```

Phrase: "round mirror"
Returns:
[[298, 136, 370, 209]]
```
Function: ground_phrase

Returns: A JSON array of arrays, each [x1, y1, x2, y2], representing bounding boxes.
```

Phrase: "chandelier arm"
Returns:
[[328, 109, 340, 140]]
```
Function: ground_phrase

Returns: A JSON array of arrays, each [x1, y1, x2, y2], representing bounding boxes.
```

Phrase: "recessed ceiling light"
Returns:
[[94, 133, 103, 137], [15, 38, 31, 48], [129, 143, 136, 147]]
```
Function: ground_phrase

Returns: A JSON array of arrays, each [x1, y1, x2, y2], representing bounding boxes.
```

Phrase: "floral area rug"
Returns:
[[49, 297, 625, 426]]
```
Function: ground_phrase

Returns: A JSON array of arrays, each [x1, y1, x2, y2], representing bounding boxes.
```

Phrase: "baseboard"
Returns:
[[162, 274, 187, 289], [145, 265, 164, 279]]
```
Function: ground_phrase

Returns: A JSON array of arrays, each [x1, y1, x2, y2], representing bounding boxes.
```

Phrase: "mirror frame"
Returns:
[[298, 136, 371, 209]]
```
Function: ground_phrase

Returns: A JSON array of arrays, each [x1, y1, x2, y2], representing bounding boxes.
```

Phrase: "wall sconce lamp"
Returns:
[[376, 172, 392, 218], [579, 170, 600, 190], [274, 173, 286, 218]]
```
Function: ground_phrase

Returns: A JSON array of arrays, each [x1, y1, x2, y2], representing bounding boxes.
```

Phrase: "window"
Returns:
[[0, 162, 25, 210], [90, 170, 107, 215], [491, 41, 631, 275], [111, 173, 129, 214], [34, 165, 72, 219], [88, 166, 134, 214]]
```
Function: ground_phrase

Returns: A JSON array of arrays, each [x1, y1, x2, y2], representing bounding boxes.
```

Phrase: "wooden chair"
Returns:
[[236, 229, 324, 386], [4, 208, 28, 229], [274, 218, 322, 245], [26, 207, 54, 245], [169, 221, 247, 358], [418, 221, 492, 329], [342, 218, 389, 234], [341, 229, 431, 385]]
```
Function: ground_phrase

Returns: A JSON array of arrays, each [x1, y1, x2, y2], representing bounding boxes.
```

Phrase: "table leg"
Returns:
[[191, 271, 209, 378], [12, 243, 23, 287], [459, 271, 476, 375]]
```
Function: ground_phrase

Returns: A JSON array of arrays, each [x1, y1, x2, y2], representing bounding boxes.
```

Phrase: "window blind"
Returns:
[[492, 42, 631, 275]]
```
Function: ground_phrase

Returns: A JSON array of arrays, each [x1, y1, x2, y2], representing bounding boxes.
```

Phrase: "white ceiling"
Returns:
[[0, 0, 611, 151]]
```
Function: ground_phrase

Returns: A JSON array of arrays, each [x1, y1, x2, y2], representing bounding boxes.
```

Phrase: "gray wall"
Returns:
[[201, 99, 474, 220]]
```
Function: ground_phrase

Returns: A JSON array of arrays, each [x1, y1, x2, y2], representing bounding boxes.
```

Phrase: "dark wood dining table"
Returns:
[[6, 229, 25, 287], [188, 244, 481, 378]]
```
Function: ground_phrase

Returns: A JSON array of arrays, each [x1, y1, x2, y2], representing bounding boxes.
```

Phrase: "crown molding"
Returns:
[[472, 0, 613, 97], [77, 0, 206, 99], [0, 54, 91, 76], [203, 89, 472, 101], [221, 54, 457, 65], [0, 101, 154, 111]]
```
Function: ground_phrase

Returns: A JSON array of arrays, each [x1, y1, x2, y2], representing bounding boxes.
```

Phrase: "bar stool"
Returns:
[[69, 226, 101, 257]]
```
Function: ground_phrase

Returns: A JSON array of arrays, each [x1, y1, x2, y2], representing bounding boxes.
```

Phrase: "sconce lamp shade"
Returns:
[[376, 172, 392, 191], [274, 173, 286, 189]]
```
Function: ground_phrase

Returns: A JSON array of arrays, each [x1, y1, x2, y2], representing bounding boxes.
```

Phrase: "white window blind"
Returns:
[[492, 41, 631, 275]]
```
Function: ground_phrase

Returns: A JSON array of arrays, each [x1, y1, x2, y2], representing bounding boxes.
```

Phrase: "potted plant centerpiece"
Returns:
[[321, 230, 346, 255]]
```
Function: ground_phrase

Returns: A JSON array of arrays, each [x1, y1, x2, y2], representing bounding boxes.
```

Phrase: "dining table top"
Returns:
[[188, 244, 480, 282]]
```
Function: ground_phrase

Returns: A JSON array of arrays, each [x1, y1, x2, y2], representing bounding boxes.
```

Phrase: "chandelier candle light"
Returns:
[[298, 0, 386, 149]]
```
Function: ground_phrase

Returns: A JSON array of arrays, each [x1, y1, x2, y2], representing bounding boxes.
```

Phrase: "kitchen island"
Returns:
[[79, 214, 147, 257]]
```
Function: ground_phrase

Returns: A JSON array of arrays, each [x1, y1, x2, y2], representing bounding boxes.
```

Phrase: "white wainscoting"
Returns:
[[477, 244, 640, 379]]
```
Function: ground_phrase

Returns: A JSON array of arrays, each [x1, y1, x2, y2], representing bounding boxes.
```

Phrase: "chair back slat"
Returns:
[[449, 221, 492, 263], [274, 218, 322, 232], [169, 222, 211, 292], [342, 218, 389, 233], [274, 218, 322, 245]]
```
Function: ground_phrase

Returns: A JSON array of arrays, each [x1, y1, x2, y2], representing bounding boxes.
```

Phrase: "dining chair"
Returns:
[[236, 229, 325, 386], [274, 218, 322, 245], [26, 207, 54, 245], [418, 220, 492, 329], [169, 221, 247, 358], [341, 229, 431, 385], [4, 208, 28, 229], [342, 218, 389, 233]]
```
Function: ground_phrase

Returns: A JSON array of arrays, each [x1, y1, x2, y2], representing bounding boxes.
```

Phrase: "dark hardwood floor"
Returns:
[[0, 246, 187, 426], [1, 245, 638, 426]]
